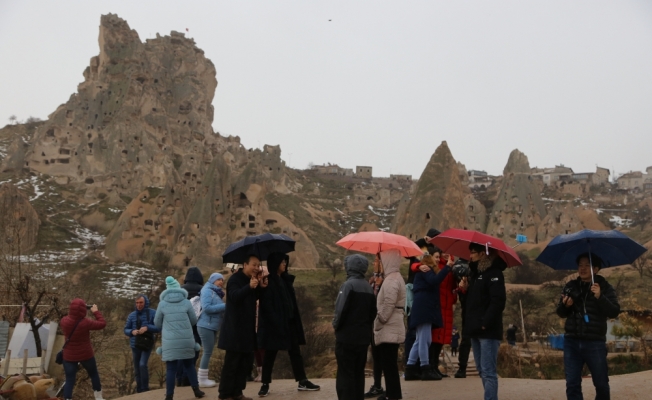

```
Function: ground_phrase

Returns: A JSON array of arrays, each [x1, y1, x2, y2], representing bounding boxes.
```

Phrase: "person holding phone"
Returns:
[[60, 299, 106, 400]]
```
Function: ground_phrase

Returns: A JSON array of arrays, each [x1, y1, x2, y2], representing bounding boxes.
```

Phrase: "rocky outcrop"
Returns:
[[0, 183, 40, 252], [392, 141, 466, 240], [537, 202, 582, 243], [485, 149, 547, 243]]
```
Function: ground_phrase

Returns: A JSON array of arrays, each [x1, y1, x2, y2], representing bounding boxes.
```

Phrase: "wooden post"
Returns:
[[22, 348, 29, 375], [40, 349, 47, 374], [519, 299, 527, 346], [2, 349, 10, 376]]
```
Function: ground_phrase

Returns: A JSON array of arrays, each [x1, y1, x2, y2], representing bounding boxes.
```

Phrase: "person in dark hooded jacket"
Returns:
[[256, 253, 320, 396], [459, 243, 506, 400], [333, 254, 377, 400], [124, 294, 160, 393], [60, 298, 106, 400], [178, 266, 204, 387], [556, 253, 620, 400]]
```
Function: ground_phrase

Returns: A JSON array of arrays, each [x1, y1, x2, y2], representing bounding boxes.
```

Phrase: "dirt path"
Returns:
[[115, 370, 652, 400]]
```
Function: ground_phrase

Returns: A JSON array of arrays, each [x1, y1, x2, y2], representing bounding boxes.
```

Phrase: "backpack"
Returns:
[[190, 295, 202, 317]]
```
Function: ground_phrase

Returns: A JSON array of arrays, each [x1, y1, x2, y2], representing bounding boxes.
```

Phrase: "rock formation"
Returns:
[[392, 141, 466, 240], [485, 149, 547, 243], [0, 183, 40, 252]]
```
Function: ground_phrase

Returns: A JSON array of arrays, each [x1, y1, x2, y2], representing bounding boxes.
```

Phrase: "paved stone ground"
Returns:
[[116, 370, 652, 399]]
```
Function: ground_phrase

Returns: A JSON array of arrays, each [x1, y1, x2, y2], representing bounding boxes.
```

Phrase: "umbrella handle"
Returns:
[[589, 248, 595, 285]]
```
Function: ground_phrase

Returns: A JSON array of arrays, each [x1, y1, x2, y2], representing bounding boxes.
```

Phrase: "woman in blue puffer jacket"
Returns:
[[124, 294, 160, 393], [196, 273, 226, 388], [154, 276, 205, 400]]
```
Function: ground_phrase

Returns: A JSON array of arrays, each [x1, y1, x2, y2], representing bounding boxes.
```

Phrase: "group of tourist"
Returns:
[[56, 227, 621, 400]]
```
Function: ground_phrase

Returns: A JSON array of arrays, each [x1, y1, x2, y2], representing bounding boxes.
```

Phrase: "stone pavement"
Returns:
[[116, 370, 652, 399]]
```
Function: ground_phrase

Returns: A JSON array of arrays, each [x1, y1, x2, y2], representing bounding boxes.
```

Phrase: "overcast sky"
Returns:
[[1, 1, 651, 178]]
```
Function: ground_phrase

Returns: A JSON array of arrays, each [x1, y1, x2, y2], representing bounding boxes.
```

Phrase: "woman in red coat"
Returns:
[[430, 253, 457, 377], [60, 298, 106, 400]]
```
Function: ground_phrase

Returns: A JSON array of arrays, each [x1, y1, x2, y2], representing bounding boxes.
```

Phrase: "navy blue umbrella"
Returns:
[[222, 233, 296, 264], [536, 229, 647, 282]]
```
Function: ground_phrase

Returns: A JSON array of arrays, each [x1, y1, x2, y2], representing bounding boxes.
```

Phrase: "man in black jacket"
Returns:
[[556, 253, 620, 400], [217, 255, 267, 400], [460, 243, 506, 400], [178, 266, 204, 387], [333, 254, 377, 400]]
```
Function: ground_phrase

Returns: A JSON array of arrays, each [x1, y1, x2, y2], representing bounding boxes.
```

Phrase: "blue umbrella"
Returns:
[[222, 233, 296, 264], [536, 229, 647, 283]]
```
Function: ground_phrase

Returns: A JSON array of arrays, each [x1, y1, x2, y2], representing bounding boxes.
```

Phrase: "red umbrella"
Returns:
[[429, 228, 522, 267], [336, 231, 423, 257]]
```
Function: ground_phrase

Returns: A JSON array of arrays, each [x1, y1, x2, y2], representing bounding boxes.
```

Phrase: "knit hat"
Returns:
[[209, 273, 224, 284], [165, 276, 180, 289]]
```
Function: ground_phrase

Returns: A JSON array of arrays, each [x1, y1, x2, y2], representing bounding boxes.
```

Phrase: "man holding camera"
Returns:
[[556, 253, 620, 400]]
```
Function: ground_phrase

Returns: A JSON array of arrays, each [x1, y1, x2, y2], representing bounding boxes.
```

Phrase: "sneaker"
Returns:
[[454, 369, 466, 378], [297, 380, 320, 391], [258, 384, 270, 397], [364, 385, 385, 398]]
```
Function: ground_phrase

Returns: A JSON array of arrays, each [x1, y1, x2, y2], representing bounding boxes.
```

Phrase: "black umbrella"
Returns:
[[222, 233, 296, 264]]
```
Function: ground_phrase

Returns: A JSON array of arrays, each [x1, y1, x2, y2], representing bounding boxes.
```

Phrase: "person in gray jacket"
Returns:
[[333, 254, 377, 400]]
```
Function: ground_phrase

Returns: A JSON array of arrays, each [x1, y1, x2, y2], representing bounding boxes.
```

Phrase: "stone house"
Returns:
[[356, 166, 372, 179], [617, 171, 645, 190]]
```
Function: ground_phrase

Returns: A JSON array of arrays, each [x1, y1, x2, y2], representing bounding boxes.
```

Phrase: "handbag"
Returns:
[[134, 311, 155, 351], [56, 318, 82, 364]]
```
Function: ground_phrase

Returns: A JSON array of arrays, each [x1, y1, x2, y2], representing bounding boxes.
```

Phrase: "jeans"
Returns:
[[166, 359, 198, 396], [219, 350, 254, 399], [131, 347, 152, 392], [407, 323, 432, 366], [564, 337, 610, 400], [471, 338, 500, 400], [198, 327, 217, 369], [63, 357, 102, 399]]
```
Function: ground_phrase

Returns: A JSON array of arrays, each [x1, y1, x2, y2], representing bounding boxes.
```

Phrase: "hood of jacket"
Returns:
[[184, 266, 204, 285], [135, 294, 150, 311], [267, 252, 287, 276], [344, 254, 369, 279], [380, 249, 402, 275], [160, 287, 189, 303], [474, 255, 508, 273], [68, 298, 88, 320]]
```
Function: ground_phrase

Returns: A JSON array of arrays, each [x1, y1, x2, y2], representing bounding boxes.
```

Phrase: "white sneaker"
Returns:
[[93, 390, 104, 400]]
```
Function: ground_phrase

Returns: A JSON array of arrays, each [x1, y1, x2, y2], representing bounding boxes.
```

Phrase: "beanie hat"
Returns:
[[209, 273, 224, 284], [165, 276, 180, 289], [426, 228, 441, 238]]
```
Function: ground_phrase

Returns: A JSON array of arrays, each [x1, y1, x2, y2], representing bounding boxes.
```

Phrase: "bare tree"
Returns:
[[25, 116, 42, 124], [631, 252, 651, 279], [8, 115, 17, 124]]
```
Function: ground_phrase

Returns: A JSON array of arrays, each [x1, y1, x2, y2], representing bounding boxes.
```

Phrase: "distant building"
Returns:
[[311, 163, 353, 176], [390, 174, 412, 182], [617, 170, 645, 190], [356, 166, 373, 179], [468, 170, 492, 189]]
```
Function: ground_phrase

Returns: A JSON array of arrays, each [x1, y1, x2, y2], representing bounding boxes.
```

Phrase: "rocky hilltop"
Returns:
[[392, 141, 466, 240], [0, 183, 40, 252]]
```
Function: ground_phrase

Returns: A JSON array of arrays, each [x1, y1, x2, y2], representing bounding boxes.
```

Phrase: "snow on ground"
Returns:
[[102, 263, 163, 298], [609, 215, 633, 227]]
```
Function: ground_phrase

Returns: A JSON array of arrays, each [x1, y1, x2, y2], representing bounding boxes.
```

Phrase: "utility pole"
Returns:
[[519, 299, 527, 346]]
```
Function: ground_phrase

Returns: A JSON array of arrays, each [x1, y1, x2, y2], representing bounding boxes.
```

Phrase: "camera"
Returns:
[[452, 260, 470, 280], [86, 304, 93, 310], [562, 286, 581, 302]]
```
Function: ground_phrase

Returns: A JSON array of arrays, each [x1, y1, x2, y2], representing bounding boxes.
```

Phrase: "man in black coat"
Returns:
[[218, 255, 267, 400], [460, 243, 506, 400], [333, 254, 377, 400], [556, 253, 620, 400], [177, 266, 204, 387], [256, 253, 320, 396]]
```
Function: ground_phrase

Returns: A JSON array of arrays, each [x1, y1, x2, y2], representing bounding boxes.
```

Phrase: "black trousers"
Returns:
[[429, 342, 443, 369], [218, 350, 254, 399], [377, 343, 402, 399], [336, 342, 368, 400], [261, 344, 307, 384], [370, 342, 382, 387], [458, 335, 472, 370]]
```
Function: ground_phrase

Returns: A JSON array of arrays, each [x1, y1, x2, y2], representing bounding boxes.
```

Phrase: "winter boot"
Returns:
[[420, 365, 441, 381], [454, 368, 467, 378], [94, 390, 105, 400], [165, 395, 173, 400], [404, 364, 420, 381], [197, 368, 216, 388], [191, 386, 205, 398]]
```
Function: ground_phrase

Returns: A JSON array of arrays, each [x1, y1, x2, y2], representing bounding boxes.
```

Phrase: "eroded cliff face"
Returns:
[[392, 141, 466, 240], [0, 183, 40, 253], [2, 14, 319, 268]]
